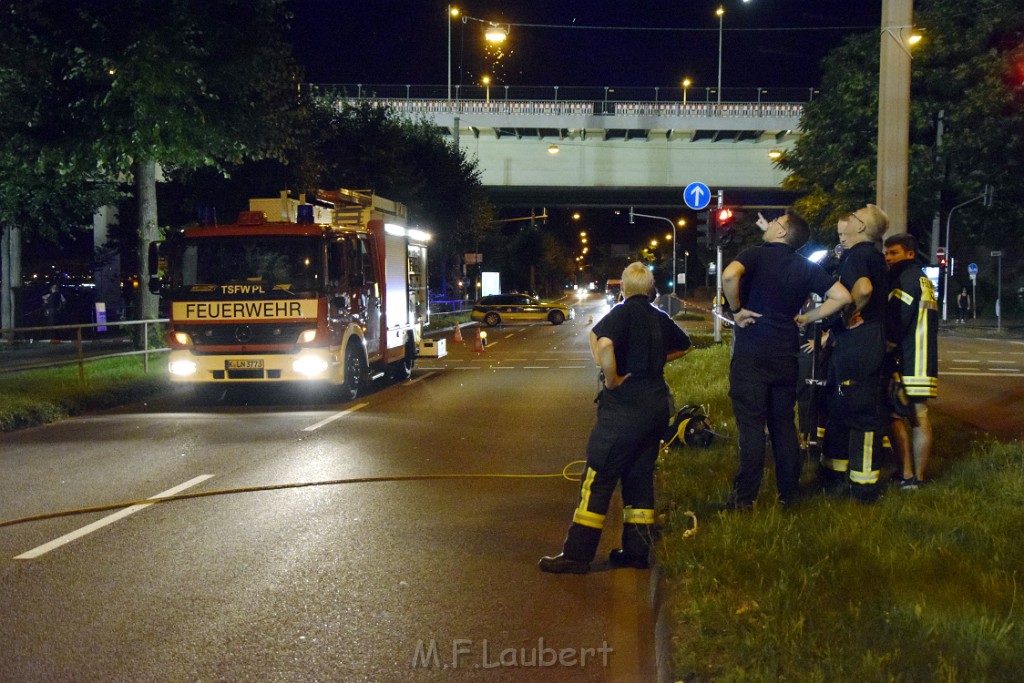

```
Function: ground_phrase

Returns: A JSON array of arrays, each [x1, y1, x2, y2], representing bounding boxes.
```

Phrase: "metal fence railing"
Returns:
[[0, 319, 169, 378]]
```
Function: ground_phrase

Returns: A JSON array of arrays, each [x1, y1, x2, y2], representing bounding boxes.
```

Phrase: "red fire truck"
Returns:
[[148, 189, 430, 399]]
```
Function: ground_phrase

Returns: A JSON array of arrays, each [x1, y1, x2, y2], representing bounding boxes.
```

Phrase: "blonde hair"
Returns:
[[861, 204, 889, 241], [621, 261, 655, 298]]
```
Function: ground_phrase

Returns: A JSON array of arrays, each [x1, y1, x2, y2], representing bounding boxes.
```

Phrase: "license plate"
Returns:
[[226, 359, 264, 370]]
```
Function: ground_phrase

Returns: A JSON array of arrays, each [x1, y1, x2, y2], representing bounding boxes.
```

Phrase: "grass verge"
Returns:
[[0, 356, 168, 432], [659, 341, 1022, 682]]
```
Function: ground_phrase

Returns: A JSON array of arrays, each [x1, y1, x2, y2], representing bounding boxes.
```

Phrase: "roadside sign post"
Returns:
[[968, 262, 978, 319], [991, 251, 1003, 332]]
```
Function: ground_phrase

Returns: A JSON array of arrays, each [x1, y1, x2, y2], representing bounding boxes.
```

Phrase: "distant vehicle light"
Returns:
[[169, 360, 197, 376], [293, 355, 329, 377]]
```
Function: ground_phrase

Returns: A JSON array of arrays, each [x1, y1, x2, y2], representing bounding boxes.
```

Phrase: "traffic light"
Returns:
[[715, 208, 735, 246], [696, 211, 711, 247], [936, 246, 947, 269]]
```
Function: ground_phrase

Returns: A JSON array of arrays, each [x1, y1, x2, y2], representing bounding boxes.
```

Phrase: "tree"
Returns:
[[0, 3, 122, 332], [779, 0, 1024, 262], [2, 0, 303, 324]]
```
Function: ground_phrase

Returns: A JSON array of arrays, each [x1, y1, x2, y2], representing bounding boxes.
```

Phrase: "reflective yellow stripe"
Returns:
[[820, 456, 849, 472], [850, 431, 881, 484], [573, 468, 605, 528], [816, 427, 826, 438], [882, 435, 891, 449], [623, 506, 655, 525], [904, 375, 937, 397], [573, 510, 606, 528], [889, 289, 914, 305]]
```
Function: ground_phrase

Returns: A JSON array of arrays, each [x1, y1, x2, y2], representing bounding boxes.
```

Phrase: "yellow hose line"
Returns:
[[0, 460, 589, 530]]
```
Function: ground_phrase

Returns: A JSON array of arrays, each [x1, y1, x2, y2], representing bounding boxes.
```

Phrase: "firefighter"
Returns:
[[539, 262, 692, 574], [883, 233, 938, 488], [819, 205, 890, 503]]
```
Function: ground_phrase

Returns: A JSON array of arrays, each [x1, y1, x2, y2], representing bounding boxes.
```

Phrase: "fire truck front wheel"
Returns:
[[341, 343, 367, 401]]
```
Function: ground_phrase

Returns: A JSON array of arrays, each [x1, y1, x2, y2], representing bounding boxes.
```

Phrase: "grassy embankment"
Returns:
[[3, 312, 1020, 681], [659, 333, 1022, 682]]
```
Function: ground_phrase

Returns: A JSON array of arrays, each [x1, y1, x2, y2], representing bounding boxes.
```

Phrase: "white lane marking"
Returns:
[[490, 366, 516, 370], [523, 366, 550, 369], [504, 333, 515, 339], [990, 368, 1022, 372], [559, 365, 589, 369], [988, 360, 1018, 364], [302, 402, 369, 432], [453, 367, 482, 371], [949, 359, 980, 363], [406, 371, 438, 385], [942, 371, 1022, 377], [14, 475, 215, 560]]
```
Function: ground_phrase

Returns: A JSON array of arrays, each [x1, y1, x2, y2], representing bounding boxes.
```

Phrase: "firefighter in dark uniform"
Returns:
[[819, 205, 890, 502], [883, 233, 939, 488], [539, 262, 692, 574], [720, 209, 851, 510]]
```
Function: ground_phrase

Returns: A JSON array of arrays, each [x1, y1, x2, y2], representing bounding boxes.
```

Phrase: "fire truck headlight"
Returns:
[[297, 328, 318, 344], [172, 331, 192, 346], [169, 359, 198, 376], [293, 354, 329, 377]]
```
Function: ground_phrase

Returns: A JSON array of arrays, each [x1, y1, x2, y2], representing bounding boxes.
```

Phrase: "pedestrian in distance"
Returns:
[[956, 287, 970, 324], [817, 205, 890, 503], [883, 234, 939, 489], [539, 262, 693, 574], [719, 209, 852, 510]]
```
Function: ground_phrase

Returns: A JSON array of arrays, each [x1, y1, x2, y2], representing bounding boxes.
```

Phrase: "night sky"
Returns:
[[290, 0, 884, 92]]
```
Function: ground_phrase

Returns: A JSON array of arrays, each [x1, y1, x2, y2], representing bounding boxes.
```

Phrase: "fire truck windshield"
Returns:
[[177, 236, 322, 293]]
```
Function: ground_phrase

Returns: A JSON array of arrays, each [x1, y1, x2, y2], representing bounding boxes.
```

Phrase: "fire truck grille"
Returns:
[[181, 323, 310, 347]]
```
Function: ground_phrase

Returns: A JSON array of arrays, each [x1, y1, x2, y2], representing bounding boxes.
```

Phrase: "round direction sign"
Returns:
[[683, 182, 711, 211], [968, 262, 978, 276]]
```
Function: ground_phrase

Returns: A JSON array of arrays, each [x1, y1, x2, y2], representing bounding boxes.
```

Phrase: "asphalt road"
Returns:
[[1, 293, 662, 682], [932, 333, 1024, 441]]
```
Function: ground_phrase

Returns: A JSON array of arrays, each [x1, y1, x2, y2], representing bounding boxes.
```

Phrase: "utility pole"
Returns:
[[929, 110, 945, 258], [877, 0, 914, 237], [714, 190, 724, 344]]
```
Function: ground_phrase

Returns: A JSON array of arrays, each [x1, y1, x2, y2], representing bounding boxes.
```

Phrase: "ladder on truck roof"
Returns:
[[315, 188, 407, 227]]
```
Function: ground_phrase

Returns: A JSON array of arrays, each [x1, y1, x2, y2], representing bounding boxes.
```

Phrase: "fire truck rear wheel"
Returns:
[[341, 344, 367, 401]]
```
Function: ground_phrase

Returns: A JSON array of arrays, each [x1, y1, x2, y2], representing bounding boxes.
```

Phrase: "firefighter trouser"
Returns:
[[821, 322, 887, 499], [562, 379, 672, 562]]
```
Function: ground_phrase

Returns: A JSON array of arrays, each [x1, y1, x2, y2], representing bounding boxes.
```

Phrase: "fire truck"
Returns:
[[148, 189, 430, 399]]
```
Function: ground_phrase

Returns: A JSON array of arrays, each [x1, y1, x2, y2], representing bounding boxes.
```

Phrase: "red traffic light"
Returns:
[[717, 208, 734, 223]]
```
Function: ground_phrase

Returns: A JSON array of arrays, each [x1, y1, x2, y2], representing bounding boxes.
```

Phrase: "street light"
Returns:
[[447, 6, 460, 101], [483, 22, 508, 43], [716, 6, 724, 105], [682, 77, 691, 107], [482, 75, 491, 103]]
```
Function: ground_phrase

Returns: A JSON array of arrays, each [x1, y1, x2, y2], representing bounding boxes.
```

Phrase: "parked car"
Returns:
[[470, 293, 574, 326]]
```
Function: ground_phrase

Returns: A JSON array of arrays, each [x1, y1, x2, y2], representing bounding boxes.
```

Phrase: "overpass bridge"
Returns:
[[315, 84, 806, 208]]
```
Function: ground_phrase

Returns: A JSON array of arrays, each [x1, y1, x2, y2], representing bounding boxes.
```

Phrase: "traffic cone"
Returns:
[[472, 328, 487, 352], [453, 322, 463, 343]]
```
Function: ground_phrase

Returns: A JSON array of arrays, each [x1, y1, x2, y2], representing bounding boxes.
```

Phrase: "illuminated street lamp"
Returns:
[[682, 77, 691, 107], [482, 75, 491, 103], [716, 7, 724, 105], [484, 22, 509, 43]]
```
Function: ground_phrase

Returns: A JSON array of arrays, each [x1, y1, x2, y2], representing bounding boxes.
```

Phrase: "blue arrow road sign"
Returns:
[[968, 262, 978, 275], [684, 182, 711, 211]]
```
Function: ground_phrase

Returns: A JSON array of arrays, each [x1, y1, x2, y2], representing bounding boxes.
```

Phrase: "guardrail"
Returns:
[[0, 319, 169, 377]]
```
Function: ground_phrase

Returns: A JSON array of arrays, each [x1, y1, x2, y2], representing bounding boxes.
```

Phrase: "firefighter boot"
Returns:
[[538, 523, 600, 574], [609, 522, 652, 569]]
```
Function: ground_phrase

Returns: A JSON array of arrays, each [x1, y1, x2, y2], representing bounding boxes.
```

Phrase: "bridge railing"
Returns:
[[308, 84, 807, 119], [318, 97, 804, 120], [305, 83, 819, 105]]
